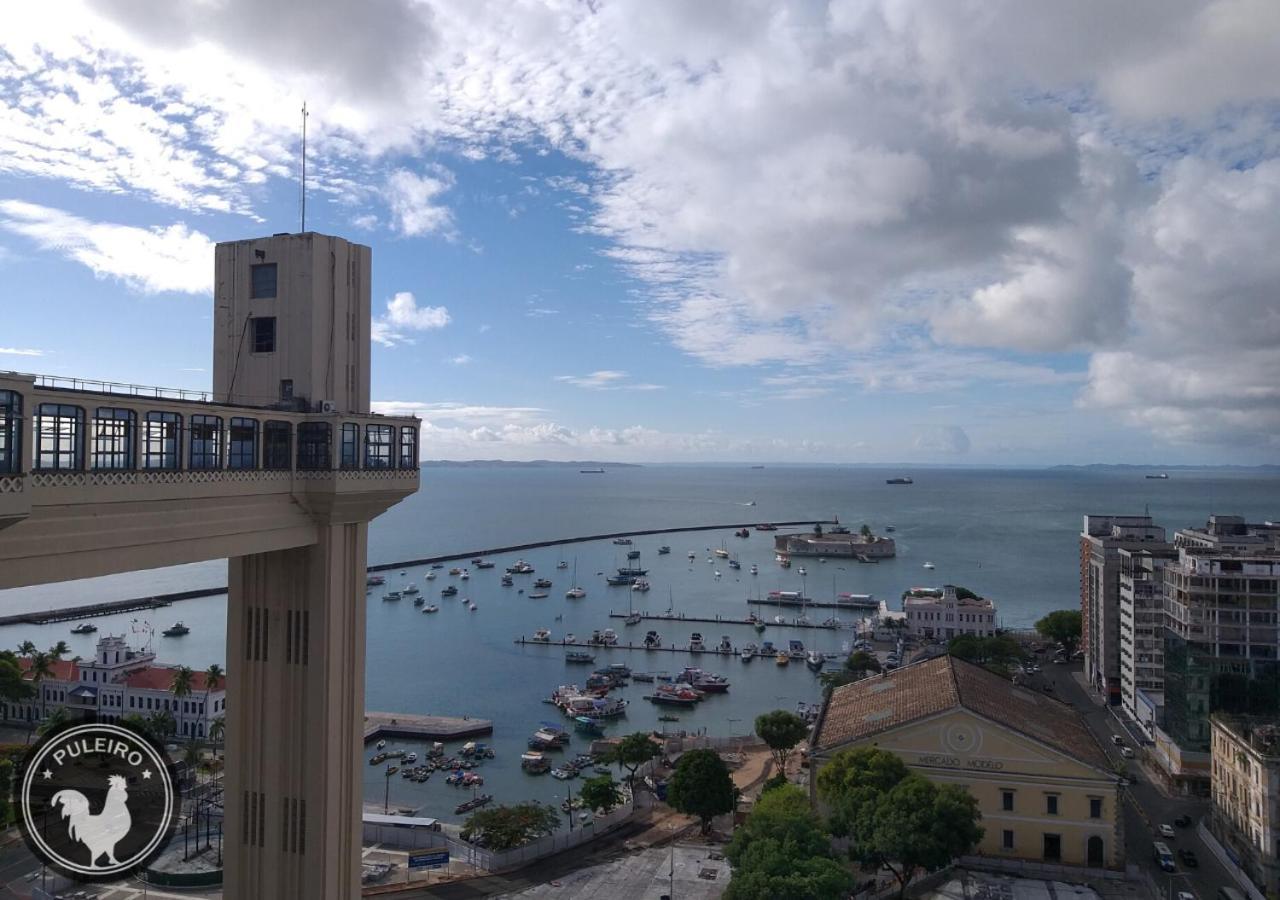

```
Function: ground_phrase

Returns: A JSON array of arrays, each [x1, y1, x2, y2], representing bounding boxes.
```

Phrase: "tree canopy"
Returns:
[[817, 747, 982, 898], [601, 732, 660, 790], [754, 709, 809, 775], [579, 774, 624, 813], [947, 634, 1024, 674], [820, 650, 883, 692], [461, 802, 561, 850], [1035, 609, 1082, 652], [724, 784, 853, 900], [667, 748, 737, 834]]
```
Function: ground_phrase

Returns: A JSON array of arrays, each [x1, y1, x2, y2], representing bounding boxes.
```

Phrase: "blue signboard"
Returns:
[[409, 850, 449, 870]]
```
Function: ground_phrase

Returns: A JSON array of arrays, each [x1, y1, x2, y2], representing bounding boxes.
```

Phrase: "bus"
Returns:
[[1153, 841, 1176, 872]]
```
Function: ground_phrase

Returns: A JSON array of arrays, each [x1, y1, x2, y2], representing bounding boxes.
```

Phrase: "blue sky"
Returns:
[[1, 2, 1278, 464]]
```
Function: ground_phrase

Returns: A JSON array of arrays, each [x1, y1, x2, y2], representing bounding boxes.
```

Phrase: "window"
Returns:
[[297, 422, 331, 471], [91, 407, 136, 470], [340, 423, 359, 469], [229, 418, 258, 470], [251, 263, 277, 299], [252, 316, 276, 353], [398, 426, 417, 469], [364, 424, 392, 469], [189, 415, 223, 470], [1002, 790, 1015, 811], [1043, 833, 1061, 862], [0, 390, 20, 473], [35, 403, 84, 470], [1002, 829, 1014, 850], [1046, 794, 1059, 815], [143, 412, 181, 470], [1090, 797, 1103, 819], [263, 421, 291, 470]]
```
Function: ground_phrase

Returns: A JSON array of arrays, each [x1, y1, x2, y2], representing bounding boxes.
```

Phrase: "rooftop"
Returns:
[[813, 654, 1110, 771]]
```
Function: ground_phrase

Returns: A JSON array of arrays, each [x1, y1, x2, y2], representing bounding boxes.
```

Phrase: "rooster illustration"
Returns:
[[51, 775, 132, 868]]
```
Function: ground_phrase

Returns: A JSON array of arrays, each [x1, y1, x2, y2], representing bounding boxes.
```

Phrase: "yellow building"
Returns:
[[810, 655, 1123, 869]]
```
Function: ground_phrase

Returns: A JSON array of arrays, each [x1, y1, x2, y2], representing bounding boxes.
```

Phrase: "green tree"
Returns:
[[724, 785, 853, 900], [667, 748, 737, 835], [122, 713, 155, 741], [860, 523, 873, 538], [460, 802, 560, 850], [813, 523, 823, 537], [754, 710, 809, 776], [1035, 609, 1082, 654], [820, 649, 884, 692], [36, 706, 70, 738], [578, 774, 624, 813], [0, 653, 33, 724], [947, 634, 1023, 674], [15, 641, 35, 660], [171, 666, 195, 742], [208, 716, 226, 758], [148, 709, 176, 742], [203, 664, 224, 737], [601, 732, 660, 793], [26, 651, 53, 744], [817, 747, 982, 899], [48, 641, 69, 661], [0, 757, 12, 826]]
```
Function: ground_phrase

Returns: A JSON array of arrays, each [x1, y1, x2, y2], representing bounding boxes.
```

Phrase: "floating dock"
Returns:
[[747, 598, 878, 611], [605, 612, 842, 630], [363, 712, 493, 743], [513, 637, 824, 655]]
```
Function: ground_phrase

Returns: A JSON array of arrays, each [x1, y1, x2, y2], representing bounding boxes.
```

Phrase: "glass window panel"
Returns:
[[229, 417, 258, 470], [297, 422, 331, 471], [0, 390, 21, 474], [250, 263, 277, 299], [340, 423, 359, 469], [364, 424, 392, 469], [398, 426, 417, 470], [91, 407, 136, 470], [263, 421, 291, 470], [252, 317, 276, 353], [189, 415, 223, 470], [35, 403, 84, 471], [143, 412, 181, 470]]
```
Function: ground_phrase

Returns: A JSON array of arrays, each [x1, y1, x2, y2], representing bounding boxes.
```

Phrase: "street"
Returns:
[[1035, 657, 1237, 900]]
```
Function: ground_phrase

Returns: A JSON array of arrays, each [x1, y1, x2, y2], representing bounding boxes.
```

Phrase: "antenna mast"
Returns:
[[300, 101, 309, 233]]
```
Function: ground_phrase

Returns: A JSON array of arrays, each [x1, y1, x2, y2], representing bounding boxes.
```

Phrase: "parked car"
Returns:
[[1112, 735, 1126, 746], [1174, 814, 1193, 828], [1159, 824, 1176, 839], [1175, 892, 1195, 900], [1177, 848, 1198, 868], [1121, 746, 1135, 758]]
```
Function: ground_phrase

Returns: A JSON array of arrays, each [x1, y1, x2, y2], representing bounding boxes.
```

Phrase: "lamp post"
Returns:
[[384, 764, 394, 814]]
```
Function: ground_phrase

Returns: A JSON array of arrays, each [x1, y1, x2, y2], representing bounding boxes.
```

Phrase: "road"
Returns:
[[1034, 657, 1237, 900]]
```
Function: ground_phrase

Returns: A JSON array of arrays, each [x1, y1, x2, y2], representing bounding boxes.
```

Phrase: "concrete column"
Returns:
[[224, 522, 368, 899]]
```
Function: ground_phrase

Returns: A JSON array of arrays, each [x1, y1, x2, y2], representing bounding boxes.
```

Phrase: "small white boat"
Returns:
[[425, 571, 437, 580], [557, 560, 569, 569], [422, 605, 439, 613], [923, 562, 936, 570], [631, 579, 651, 592], [376, 740, 387, 750], [460, 570, 470, 580], [468, 602, 477, 611], [797, 566, 807, 576], [565, 586, 586, 599], [565, 633, 578, 644], [714, 571, 722, 579], [402, 584, 420, 594], [687, 551, 696, 560], [750, 564, 758, 575], [532, 628, 552, 642], [774, 615, 786, 624]]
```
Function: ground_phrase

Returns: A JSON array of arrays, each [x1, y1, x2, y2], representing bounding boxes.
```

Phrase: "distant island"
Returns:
[[1050, 464, 1280, 471], [422, 459, 643, 469]]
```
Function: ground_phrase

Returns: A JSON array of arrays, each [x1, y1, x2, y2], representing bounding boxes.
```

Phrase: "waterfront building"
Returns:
[[1080, 515, 1169, 706], [1210, 714, 1280, 897], [774, 530, 896, 559], [1155, 518, 1280, 795], [903, 585, 997, 640], [1, 635, 226, 739], [1117, 547, 1177, 735], [810, 655, 1122, 869], [0, 232, 420, 899]]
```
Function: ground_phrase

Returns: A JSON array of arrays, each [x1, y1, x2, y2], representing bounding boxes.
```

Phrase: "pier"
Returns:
[[605, 611, 843, 629], [513, 637, 829, 655], [0, 589, 226, 626], [363, 712, 493, 743], [747, 598, 878, 611]]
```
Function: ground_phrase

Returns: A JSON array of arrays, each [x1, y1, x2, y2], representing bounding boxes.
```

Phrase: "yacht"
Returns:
[[533, 578, 553, 589], [70, 622, 98, 635], [749, 564, 758, 575], [687, 551, 696, 560], [688, 632, 706, 653], [886, 476, 913, 485], [626, 550, 641, 560], [367, 575, 386, 586], [459, 570, 470, 580], [564, 633, 578, 644], [797, 566, 807, 576], [625, 611, 643, 626], [566, 649, 596, 664], [728, 559, 740, 570], [556, 560, 569, 569], [382, 591, 402, 601], [806, 650, 825, 671], [501, 574, 514, 586], [631, 579, 651, 592], [425, 571, 437, 580], [475, 560, 496, 569], [468, 602, 477, 611], [402, 584, 420, 595], [507, 560, 535, 574], [612, 538, 633, 545], [532, 628, 552, 642], [643, 630, 662, 649], [922, 562, 936, 570], [565, 586, 587, 599], [741, 644, 757, 661], [528, 591, 549, 599], [162, 622, 190, 637], [422, 605, 439, 613], [441, 585, 458, 597], [413, 595, 425, 606], [448, 568, 462, 576], [658, 546, 671, 555], [714, 547, 730, 559], [717, 635, 733, 653]]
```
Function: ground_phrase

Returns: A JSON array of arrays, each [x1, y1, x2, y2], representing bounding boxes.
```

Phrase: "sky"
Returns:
[[1, 1, 1278, 465]]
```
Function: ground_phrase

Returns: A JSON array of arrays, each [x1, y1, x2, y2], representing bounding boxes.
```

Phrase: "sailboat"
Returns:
[[565, 557, 586, 599], [625, 588, 642, 626]]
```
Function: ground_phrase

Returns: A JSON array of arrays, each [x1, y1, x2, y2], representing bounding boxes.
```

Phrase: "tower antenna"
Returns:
[[300, 101, 309, 233]]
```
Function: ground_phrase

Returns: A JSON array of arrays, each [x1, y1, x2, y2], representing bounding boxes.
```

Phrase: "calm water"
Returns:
[[2, 465, 1277, 820]]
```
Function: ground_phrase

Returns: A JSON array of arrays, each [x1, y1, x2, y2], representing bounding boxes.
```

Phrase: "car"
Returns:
[[1177, 848, 1198, 868], [1174, 814, 1193, 828], [1121, 746, 1135, 758], [1159, 824, 1176, 839], [1112, 735, 1126, 746], [1175, 892, 1196, 900]]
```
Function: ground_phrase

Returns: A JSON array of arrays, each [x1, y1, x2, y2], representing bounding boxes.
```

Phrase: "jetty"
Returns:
[[363, 712, 493, 743], [0, 520, 836, 627], [514, 637, 823, 654], [747, 598, 878, 611], [606, 611, 842, 630]]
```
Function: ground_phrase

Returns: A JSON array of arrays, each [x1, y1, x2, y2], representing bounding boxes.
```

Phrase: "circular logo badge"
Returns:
[[17, 723, 177, 881]]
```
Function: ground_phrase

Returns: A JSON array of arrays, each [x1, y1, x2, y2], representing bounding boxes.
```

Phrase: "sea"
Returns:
[[1, 464, 1277, 821]]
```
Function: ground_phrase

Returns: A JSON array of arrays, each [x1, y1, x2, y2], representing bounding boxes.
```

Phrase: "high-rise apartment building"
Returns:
[[1211, 714, 1280, 897], [1080, 515, 1170, 706], [1118, 546, 1177, 733]]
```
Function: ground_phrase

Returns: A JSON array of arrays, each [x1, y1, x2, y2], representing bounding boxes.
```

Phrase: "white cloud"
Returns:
[[371, 291, 451, 346], [449, 354, 472, 365], [385, 167, 455, 238], [0, 347, 44, 357], [0, 200, 213, 294], [912, 425, 971, 456], [554, 371, 664, 391]]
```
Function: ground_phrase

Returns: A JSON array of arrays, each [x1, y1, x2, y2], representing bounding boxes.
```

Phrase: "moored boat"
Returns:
[[382, 591, 402, 601], [658, 546, 671, 555], [566, 649, 596, 664], [70, 622, 97, 635], [531, 628, 551, 642], [625, 611, 643, 626], [806, 650, 825, 671], [162, 621, 190, 636], [643, 630, 662, 649], [688, 632, 705, 652]]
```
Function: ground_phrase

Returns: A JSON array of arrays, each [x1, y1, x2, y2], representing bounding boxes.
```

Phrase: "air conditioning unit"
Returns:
[[319, 400, 337, 414]]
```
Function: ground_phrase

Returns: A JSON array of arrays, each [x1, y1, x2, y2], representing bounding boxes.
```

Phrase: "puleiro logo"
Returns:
[[17, 723, 177, 881]]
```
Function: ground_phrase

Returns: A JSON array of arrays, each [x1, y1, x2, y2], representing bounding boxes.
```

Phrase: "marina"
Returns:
[[604, 611, 844, 629], [363, 712, 494, 743]]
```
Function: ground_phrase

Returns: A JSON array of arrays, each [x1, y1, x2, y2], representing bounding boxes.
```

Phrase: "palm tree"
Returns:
[[26, 651, 53, 744], [203, 664, 223, 742], [122, 713, 153, 740], [171, 666, 195, 742], [148, 709, 176, 742], [208, 716, 225, 760], [16, 640, 35, 659], [37, 705, 71, 738], [48, 640, 69, 660]]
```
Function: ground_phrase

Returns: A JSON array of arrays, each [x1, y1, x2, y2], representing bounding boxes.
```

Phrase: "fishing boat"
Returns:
[[532, 628, 552, 642], [631, 579, 651, 592], [550, 765, 576, 780], [624, 612, 643, 626], [459, 570, 470, 580], [643, 630, 662, 649], [564, 695, 629, 718], [728, 559, 741, 570], [441, 585, 458, 597], [475, 560, 496, 569], [382, 591, 402, 601], [788, 639, 807, 660], [528, 591, 549, 599], [886, 476, 913, 484], [645, 690, 699, 707], [735, 528, 751, 538], [402, 583, 419, 595], [606, 573, 636, 586], [422, 604, 439, 613], [806, 650, 825, 671], [658, 546, 671, 555], [162, 622, 190, 636], [688, 632, 706, 652], [776, 651, 790, 666], [756, 523, 778, 531], [376, 739, 386, 750], [566, 649, 596, 664], [521, 753, 551, 774], [529, 724, 571, 749], [573, 716, 605, 736], [658, 714, 680, 722], [612, 538, 632, 545], [626, 549, 641, 560], [533, 578, 553, 589], [70, 622, 97, 635], [448, 568, 462, 576], [507, 560, 535, 574], [413, 595, 425, 606], [455, 794, 493, 814], [835, 593, 878, 610], [632, 671, 655, 682], [687, 551, 696, 560]]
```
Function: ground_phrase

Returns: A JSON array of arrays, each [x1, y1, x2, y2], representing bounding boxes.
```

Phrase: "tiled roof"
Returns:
[[813, 655, 1110, 772], [18, 658, 79, 682], [124, 667, 219, 692]]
